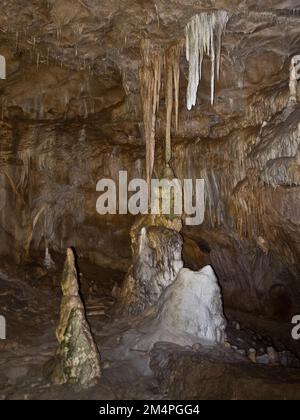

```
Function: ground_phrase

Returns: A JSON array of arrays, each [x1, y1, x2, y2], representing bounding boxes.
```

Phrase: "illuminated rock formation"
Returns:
[[51, 248, 101, 389]]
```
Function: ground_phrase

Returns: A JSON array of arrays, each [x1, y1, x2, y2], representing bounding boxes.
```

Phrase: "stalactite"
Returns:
[[36, 53, 40, 71], [139, 39, 183, 180], [15, 31, 19, 49], [139, 39, 162, 186], [164, 42, 182, 167], [185, 11, 229, 110], [0, 56, 6, 80], [164, 49, 173, 167]]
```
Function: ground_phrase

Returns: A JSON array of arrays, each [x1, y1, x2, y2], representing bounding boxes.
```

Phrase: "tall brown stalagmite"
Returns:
[[50, 248, 101, 389]]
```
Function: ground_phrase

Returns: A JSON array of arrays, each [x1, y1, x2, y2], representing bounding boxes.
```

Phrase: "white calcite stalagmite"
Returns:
[[158, 266, 227, 344], [110, 265, 227, 359]]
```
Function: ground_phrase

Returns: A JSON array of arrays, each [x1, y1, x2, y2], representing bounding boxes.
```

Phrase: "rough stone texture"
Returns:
[[51, 248, 101, 389], [179, 102, 300, 318], [158, 266, 227, 344], [0, 1, 299, 317], [150, 342, 300, 400], [118, 224, 183, 315]]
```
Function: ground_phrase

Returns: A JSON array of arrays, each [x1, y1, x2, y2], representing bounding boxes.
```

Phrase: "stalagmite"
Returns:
[[158, 266, 227, 344], [44, 246, 55, 270], [139, 39, 162, 186], [185, 11, 228, 109], [116, 265, 227, 353], [50, 248, 101, 389]]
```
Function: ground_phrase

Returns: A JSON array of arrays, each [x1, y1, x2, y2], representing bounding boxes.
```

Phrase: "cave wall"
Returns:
[[0, 56, 140, 270], [0, 1, 299, 318]]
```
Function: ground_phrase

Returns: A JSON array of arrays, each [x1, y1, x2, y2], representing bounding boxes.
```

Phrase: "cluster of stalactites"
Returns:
[[164, 42, 183, 166], [139, 40, 183, 183], [139, 39, 162, 186], [185, 11, 229, 110]]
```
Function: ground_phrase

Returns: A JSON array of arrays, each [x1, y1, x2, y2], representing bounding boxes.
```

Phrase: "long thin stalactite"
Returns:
[[139, 39, 162, 186], [164, 42, 182, 167]]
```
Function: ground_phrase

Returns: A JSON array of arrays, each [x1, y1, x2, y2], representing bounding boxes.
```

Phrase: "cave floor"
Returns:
[[0, 258, 163, 400], [0, 258, 299, 400]]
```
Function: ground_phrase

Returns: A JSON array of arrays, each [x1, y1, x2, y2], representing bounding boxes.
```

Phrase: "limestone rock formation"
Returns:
[[118, 223, 183, 315], [51, 248, 101, 389], [158, 266, 227, 344]]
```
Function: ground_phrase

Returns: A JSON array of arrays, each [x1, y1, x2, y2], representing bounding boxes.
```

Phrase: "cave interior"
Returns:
[[0, 0, 300, 400]]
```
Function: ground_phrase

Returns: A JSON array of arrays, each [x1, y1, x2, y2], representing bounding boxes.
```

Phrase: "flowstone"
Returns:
[[50, 248, 101, 389]]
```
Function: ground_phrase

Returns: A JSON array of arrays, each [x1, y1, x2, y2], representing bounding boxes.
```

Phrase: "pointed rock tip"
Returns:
[[66, 248, 75, 265]]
